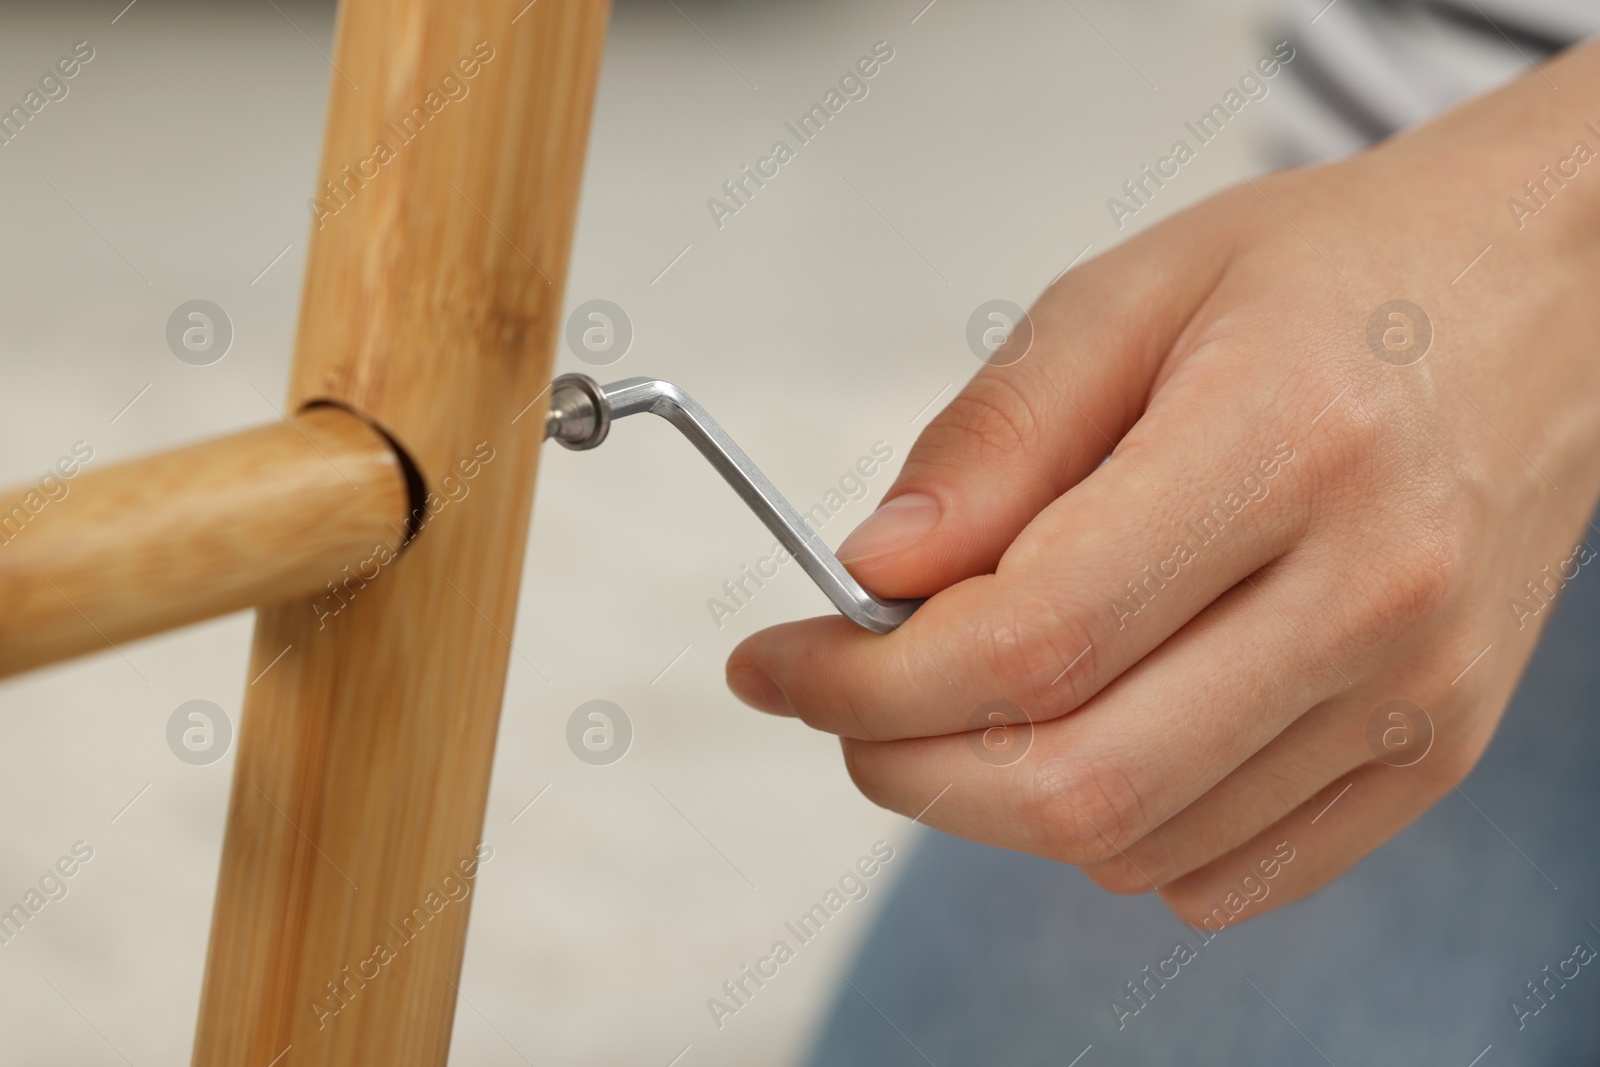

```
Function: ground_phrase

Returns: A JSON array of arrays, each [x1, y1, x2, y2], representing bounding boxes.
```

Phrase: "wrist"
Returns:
[[1377, 38, 1600, 251]]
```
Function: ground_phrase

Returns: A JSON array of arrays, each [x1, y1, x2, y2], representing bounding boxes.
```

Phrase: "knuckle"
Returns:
[[1358, 533, 1459, 650], [1289, 376, 1399, 493], [916, 374, 1040, 464], [1026, 755, 1149, 865], [974, 587, 1100, 718], [1317, 512, 1461, 666]]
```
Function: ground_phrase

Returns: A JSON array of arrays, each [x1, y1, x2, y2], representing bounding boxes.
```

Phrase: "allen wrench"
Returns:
[[544, 374, 921, 632]]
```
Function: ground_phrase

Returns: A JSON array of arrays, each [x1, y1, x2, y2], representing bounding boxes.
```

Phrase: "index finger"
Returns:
[[728, 368, 1315, 741]]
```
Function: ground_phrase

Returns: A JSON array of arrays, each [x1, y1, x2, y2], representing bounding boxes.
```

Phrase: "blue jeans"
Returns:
[[808, 545, 1600, 1065]]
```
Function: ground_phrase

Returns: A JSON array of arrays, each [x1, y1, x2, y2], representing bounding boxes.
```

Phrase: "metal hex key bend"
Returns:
[[545, 373, 922, 633]]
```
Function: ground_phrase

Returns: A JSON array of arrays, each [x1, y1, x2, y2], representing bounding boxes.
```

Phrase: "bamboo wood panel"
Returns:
[[0, 408, 408, 680], [192, 1, 610, 1063]]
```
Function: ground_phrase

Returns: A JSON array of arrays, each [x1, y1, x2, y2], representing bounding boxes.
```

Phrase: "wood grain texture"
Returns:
[[192, 1, 609, 1064], [0, 408, 407, 680]]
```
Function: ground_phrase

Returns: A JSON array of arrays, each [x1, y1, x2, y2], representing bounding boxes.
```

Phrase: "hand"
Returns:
[[725, 42, 1600, 925]]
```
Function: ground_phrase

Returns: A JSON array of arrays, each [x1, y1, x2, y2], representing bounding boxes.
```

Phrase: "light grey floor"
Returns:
[[0, 1, 1269, 1062]]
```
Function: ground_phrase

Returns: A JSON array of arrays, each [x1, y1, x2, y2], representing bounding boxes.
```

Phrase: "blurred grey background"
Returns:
[[0, 0, 1274, 1062]]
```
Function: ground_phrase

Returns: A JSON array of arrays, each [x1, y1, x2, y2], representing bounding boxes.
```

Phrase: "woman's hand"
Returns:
[[725, 42, 1600, 925]]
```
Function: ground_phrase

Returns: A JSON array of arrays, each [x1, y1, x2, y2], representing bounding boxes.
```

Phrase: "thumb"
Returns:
[[839, 225, 1234, 599]]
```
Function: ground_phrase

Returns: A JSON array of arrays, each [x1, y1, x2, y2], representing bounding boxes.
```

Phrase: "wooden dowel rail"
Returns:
[[0, 408, 410, 680]]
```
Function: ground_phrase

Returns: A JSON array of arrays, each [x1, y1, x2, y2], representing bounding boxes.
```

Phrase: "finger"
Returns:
[[1081, 693, 1374, 893], [830, 568, 1361, 863], [730, 391, 1312, 740], [840, 213, 1237, 600], [1156, 753, 1469, 927], [1082, 544, 1484, 891]]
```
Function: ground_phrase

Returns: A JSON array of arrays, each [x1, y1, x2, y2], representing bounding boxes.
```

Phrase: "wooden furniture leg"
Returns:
[[191, 1, 610, 1063]]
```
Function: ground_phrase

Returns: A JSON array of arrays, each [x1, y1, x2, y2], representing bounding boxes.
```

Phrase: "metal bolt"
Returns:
[[545, 373, 611, 450]]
